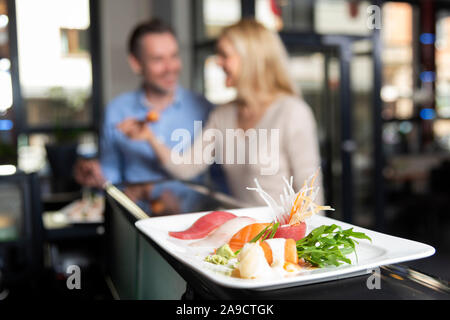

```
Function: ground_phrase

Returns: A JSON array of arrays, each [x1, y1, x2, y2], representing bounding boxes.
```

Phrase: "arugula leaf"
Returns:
[[296, 224, 372, 268]]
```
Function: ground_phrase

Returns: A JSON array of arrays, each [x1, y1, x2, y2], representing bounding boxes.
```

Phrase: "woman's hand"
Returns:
[[117, 118, 153, 141], [118, 117, 173, 168]]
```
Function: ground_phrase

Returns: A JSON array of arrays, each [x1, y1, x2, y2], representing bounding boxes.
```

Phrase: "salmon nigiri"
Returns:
[[228, 223, 270, 252]]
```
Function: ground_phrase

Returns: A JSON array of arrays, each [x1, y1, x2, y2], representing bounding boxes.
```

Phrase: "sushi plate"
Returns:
[[134, 206, 435, 290]]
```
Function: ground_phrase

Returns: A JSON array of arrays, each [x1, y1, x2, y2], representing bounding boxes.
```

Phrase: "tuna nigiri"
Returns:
[[169, 211, 236, 240], [190, 216, 256, 248]]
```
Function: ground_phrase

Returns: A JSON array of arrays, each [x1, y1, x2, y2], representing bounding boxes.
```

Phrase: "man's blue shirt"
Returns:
[[100, 86, 218, 213]]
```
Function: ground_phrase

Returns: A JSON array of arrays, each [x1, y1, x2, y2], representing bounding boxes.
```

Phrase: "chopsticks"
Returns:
[[103, 182, 150, 220]]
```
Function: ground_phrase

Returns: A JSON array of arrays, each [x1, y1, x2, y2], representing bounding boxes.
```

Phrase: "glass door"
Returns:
[[286, 47, 343, 221]]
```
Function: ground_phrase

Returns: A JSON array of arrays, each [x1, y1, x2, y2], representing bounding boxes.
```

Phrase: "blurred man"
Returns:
[[74, 19, 220, 214]]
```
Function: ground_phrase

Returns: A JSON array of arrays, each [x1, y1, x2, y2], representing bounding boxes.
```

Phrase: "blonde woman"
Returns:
[[119, 19, 323, 206]]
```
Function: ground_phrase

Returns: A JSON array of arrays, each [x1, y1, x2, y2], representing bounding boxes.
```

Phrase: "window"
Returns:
[[255, 0, 372, 35], [435, 11, 450, 150], [195, 0, 241, 41], [15, 0, 93, 128], [9, 0, 101, 177], [315, 0, 372, 35], [255, 0, 283, 31], [436, 11, 450, 118], [0, 0, 16, 165], [60, 28, 89, 56], [193, 0, 242, 103], [203, 54, 237, 104], [381, 2, 415, 156]]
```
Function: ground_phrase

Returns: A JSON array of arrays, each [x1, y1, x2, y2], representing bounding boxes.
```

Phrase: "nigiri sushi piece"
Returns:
[[190, 216, 256, 248], [169, 211, 236, 240]]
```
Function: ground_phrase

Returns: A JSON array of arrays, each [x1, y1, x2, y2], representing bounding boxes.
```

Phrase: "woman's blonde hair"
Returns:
[[219, 19, 297, 108]]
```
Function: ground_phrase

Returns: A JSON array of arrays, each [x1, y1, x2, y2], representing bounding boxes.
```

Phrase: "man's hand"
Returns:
[[117, 118, 153, 141], [73, 159, 106, 188]]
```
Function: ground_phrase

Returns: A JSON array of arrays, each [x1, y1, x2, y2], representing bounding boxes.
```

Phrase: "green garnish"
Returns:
[[267, 222, 280, 240], [234, 222, 280, 255], [204, 244, 236, 265], [248, 224, 271, 244], [296, 224, 372, 268], [216, 244, 236, 259], [250, 222, 280, 243], [204, 255, 229, 265]]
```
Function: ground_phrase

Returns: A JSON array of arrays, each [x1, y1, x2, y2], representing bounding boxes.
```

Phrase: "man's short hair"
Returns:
[[128, 18, 175, 58]]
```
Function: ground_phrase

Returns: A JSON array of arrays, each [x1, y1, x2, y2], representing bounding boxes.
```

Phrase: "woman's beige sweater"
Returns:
[[162, 95, 323, 207]]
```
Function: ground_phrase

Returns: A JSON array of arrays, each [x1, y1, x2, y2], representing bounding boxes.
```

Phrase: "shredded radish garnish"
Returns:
[[246, 169, 334, 225]]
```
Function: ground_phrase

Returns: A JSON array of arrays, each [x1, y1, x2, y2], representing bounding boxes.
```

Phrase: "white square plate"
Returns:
[[135, 207, 435, 290]]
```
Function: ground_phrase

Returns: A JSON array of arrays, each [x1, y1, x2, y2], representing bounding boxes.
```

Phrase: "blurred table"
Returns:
[[104, 180, 450, 300]]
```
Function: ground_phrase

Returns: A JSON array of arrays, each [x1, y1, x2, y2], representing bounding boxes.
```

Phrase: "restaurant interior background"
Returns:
[[0, 0, 449, 299]]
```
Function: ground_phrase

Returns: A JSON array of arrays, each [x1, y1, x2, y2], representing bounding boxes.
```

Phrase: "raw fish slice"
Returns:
[[260, 238, 298, 265], [169, 211, 236, 240], [190, 216, 256, 248], [273, 222, 307, 241], [228, 223, 271, 252]]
